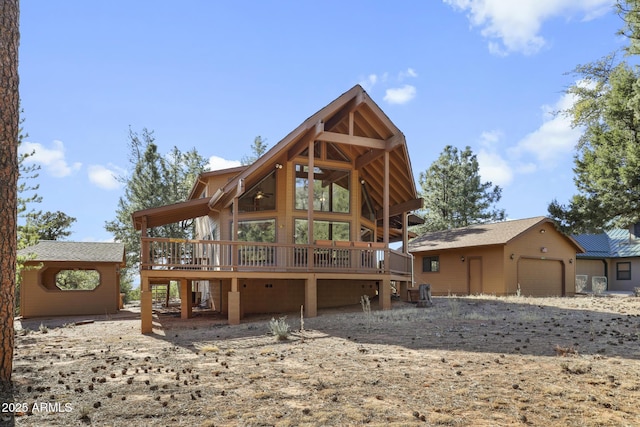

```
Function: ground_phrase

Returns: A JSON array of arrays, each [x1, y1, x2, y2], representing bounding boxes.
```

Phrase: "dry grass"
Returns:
[[5, 295, 640, 426]]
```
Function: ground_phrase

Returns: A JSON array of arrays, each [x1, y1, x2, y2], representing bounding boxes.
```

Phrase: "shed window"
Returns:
[[55, 270, 100, 291], [422, 256, 440, 273], [617, 262, 631, 280]]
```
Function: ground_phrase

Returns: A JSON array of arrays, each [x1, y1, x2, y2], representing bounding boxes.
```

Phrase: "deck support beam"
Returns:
[[305, 275, 317, 318], [140, 276, 153, 333], [379, 278, 391, 311], [180, 279, 193, 319], [228, 277, 241, 325]]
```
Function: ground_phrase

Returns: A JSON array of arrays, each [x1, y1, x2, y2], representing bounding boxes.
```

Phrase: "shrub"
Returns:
[[268, 316, 290, 341], [360, 295, 372, 329]]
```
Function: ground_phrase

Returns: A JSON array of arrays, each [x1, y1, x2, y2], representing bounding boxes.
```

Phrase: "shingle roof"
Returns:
[[408, 216, 582, 253], [574, 229, 640, 259], [17, 241, 125, 263]]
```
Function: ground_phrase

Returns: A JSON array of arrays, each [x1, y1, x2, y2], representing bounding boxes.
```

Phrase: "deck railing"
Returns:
[[140, 237, 412, 276]]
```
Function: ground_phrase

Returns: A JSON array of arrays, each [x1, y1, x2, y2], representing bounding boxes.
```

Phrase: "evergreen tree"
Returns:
[[415, 145, 505, 232], [26, 211, 76, 241], [617, 0, 640, 55], [241, 136, 268, 165], [547, 54, 640, 232], [0, 0, 20, 385], [105, 128, 208, 280]]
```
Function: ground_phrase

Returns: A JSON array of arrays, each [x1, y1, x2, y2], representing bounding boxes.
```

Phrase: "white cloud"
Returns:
[[474, 90, 581, 189], [19, 140, 81, 177], [444, 0, 614, 55], [509, 91, 581, 167], [88, 164, 123, 190], [477, 149, 513, 186], [475, 129, 513, 186], [479, 129, 503, 146], [399, 68, 418, 80], [384, 85, 417, 105], [360, 69, 417, 100], [359, 74, 379, 91], [208, 155, 241, 171]]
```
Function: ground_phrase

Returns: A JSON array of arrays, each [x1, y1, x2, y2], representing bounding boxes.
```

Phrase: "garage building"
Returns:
[[408, 217, 584, 297]]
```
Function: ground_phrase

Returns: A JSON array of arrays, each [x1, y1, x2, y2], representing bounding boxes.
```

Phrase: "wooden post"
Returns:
[[180, 279, 192, 319], [140, 276, 153, 333], [305, 275, 317, 318], [402, 211, 409, 254], [232, 197, 238, 270], [307, 135, 316, 267], [140, 216, 149, 269], [228, 277, 241, 325], [379, 278, 391, 311]]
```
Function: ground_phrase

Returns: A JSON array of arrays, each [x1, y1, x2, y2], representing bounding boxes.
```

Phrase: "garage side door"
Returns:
[[518, 258, 563, 296]]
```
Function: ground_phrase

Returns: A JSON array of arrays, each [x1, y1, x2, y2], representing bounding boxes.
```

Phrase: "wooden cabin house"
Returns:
[[132, 85, 422, 333]]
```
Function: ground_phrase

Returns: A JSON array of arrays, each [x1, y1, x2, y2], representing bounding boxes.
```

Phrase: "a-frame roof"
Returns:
[[197, 84, 419, 217], [133, 85, 420, 231], [408, 217, 584, 253]]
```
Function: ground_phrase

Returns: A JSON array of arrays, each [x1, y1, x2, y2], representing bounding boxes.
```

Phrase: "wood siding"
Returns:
[[411, 221, 577, 296], [21, 261, 120, 317]]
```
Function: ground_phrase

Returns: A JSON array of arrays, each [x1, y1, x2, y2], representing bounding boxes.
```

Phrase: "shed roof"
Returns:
[[18, 241, 126, 264], [408, 217, 584, 253]]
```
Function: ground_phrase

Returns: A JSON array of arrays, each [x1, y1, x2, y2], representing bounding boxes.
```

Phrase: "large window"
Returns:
[[422, 256, 440, 273], [238, 170, 276, 212], [617, 262, 631, 280], [236, 219, 276, 243], [295, 165, 350, 213], [294, 219, 350, 244]]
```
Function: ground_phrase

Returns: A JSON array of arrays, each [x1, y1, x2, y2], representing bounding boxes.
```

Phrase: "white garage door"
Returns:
[[518, 258, 563, 296]]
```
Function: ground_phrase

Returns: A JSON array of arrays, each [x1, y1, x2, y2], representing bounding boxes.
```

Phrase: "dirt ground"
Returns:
[[3, 294, 640, 426]]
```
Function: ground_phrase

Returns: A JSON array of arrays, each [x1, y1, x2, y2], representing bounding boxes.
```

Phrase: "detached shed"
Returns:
[[407, 217, 584, 297], [18, 241, 125, 318]]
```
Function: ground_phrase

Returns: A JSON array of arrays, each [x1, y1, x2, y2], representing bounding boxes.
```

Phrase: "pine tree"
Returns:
[[105, 128, 208, 279], [0, 0, 20, 385], [547, 58, 640, 232], [416, 146, 505, 232], [241, 136, 268, 165]]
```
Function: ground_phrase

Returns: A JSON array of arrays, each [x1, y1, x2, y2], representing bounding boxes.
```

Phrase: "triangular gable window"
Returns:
[[300, 141, 321, 158], [326, 142, 350, 162], [238, 170, 276, 212]]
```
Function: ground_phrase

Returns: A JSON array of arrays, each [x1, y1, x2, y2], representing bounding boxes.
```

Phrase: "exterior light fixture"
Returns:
[[510, 253, 515, 260], [275, 163, 283, 169], [541, 247, 548, 253], [460, 256, 465, 262], [540, 229, 546, 234], [569, 258, 573, 264]]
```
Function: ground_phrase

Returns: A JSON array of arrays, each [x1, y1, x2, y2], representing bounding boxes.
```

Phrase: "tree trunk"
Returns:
[[0, 0, 20, 385]]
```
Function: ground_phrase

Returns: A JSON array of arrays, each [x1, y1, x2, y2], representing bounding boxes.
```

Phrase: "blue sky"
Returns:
[[19, 0, 623, 241]]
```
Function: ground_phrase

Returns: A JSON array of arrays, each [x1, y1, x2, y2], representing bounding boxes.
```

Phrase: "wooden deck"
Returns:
[[141, 237, 412, 277]]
